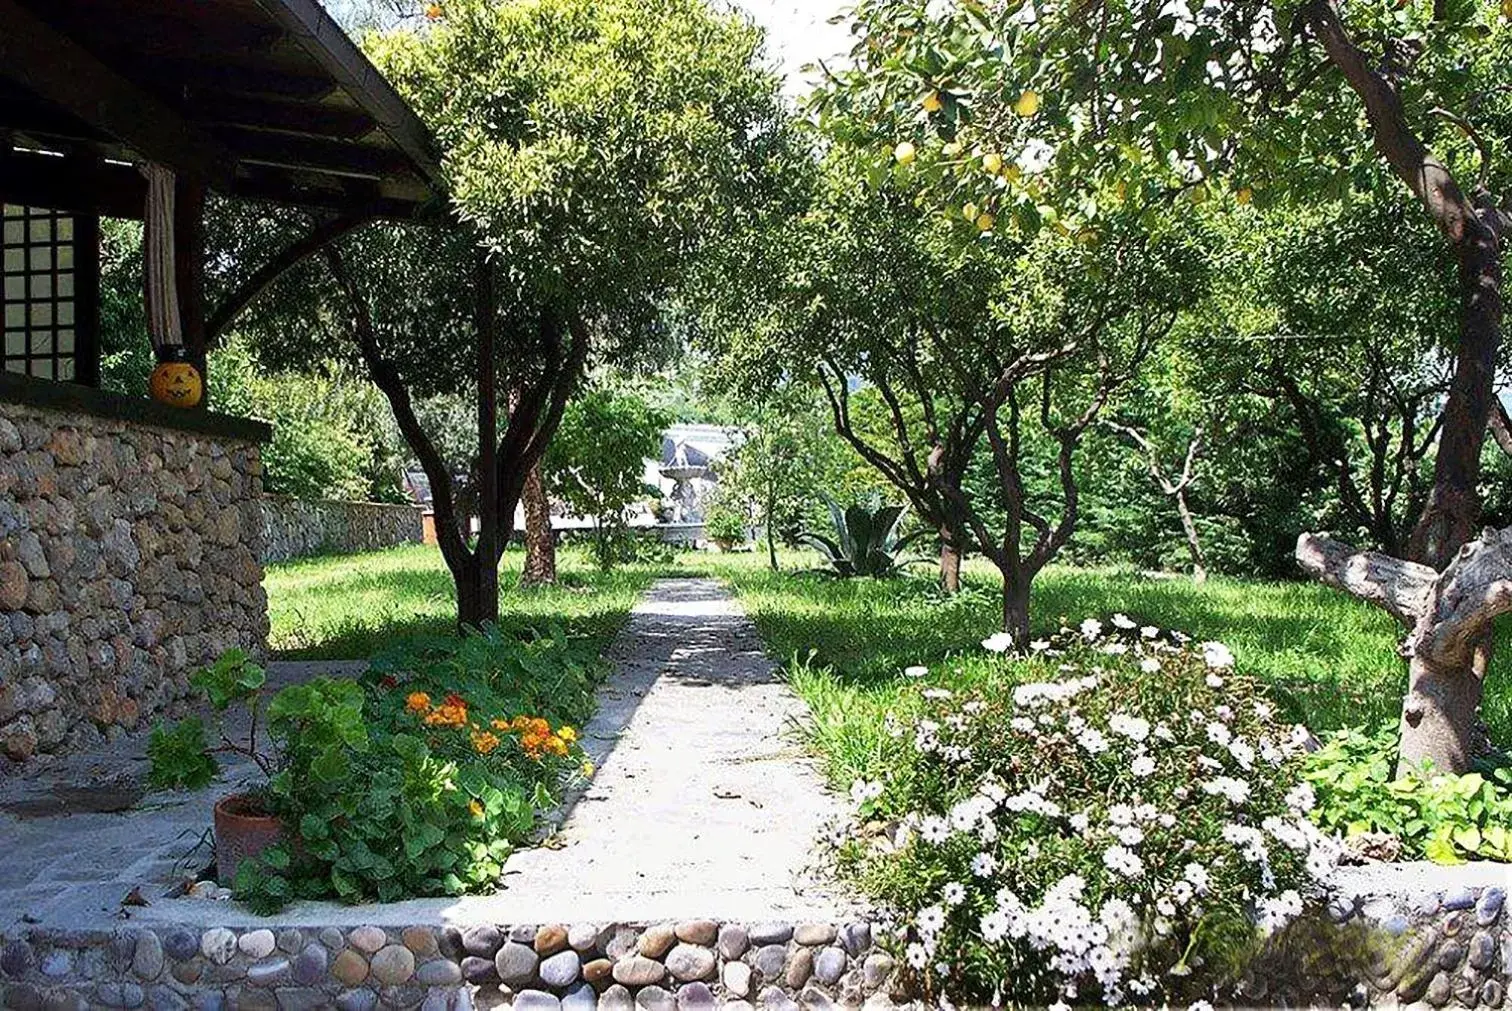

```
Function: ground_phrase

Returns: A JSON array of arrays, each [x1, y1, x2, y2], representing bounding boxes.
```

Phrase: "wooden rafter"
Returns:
[[0, 0, 234, 187]]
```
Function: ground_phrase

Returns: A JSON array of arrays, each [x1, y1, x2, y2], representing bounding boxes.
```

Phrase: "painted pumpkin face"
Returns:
[[150, 361, 203, 408]]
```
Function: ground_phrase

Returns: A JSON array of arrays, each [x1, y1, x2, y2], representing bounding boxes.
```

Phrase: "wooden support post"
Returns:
[[173, 177, 209, 405]]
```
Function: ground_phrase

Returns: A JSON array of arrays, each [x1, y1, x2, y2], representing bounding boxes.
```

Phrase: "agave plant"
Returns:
[[802, 496, 926, 577]]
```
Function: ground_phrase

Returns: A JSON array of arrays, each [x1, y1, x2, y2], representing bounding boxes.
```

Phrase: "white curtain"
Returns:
[[141, 163, 182, 350]]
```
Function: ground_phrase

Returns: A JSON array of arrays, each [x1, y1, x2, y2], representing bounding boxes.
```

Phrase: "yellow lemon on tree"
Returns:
[[975, 212, 997, 233], [922, 92, 944, 113], [1504, 0, 1512, 19], [1014, 90, 1041, 117], [894, 141, 917, 165], [1236, 186, 1254, 205], [942, 140, 964, 158], [963, 201, 979, 222], [982, 152, 1004, 175]]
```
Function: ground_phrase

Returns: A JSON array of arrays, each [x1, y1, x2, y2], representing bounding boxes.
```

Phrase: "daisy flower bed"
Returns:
[[835, 616, 1349, 1007]]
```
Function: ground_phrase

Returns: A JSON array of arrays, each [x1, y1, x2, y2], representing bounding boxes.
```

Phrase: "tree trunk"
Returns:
[[1297, 528, 1511, 775], [939, 536, 962, 594], [767, 518, 779, 572], [1408, 225, 1502, 569], [454, 554, 496, 630], [1399, 646, 1488, 775], [520, 462, 557, 587], [471, 253, 501, 629], [1002, 571, 1031, 649], [1174, 489, 1207, 585]]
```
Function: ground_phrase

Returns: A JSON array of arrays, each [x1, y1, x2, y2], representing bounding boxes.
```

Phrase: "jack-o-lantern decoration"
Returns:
[[150, 348, 204, 409]]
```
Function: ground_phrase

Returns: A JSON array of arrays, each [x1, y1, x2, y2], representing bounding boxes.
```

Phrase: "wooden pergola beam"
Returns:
[[184, 92, 378, 141], [212, 127, 415, 180], [0, 148, 147, 219], [0, 0, 234, 187], [206, 212, 371, 345]]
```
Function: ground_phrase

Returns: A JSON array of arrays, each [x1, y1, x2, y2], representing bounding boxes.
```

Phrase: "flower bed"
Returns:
[[151, 626, 604, 912], [835, 616, 1346, 1006]]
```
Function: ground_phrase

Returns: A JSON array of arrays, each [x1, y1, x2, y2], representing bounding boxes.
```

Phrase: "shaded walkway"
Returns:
[[495, 577, 855, 921]]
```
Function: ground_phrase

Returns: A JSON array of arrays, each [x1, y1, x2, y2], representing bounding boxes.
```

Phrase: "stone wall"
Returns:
[[259, 496, 423, 565], [0, 391, 270, 767], [1332, 869, 1512, 1009], [0, 918, 898, 1010]]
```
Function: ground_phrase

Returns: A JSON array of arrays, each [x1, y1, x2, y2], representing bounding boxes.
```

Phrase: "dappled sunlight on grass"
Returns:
[[267, 544, 665, 660], [694, 550, 1512, 784]]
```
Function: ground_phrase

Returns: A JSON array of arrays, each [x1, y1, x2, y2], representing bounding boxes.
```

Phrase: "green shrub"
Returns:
[[1304, 723, 1512, 864], [704, 504, 748, 549], [147, 649, 271, 793], [838, 617, 1337, 1006]]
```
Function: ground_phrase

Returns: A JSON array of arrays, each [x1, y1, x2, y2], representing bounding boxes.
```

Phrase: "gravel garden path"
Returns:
[[493, 577, 857, 923]]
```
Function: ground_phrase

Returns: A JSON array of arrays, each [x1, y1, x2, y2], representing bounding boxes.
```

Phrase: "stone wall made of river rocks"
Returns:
[[259, 497, 423, 565], [0, 397, 269, 769], [0, 919, 900, 1011]]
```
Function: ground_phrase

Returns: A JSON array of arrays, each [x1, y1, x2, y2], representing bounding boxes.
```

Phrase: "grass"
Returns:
[[696, 549, 1512, 788], [266, 543, 665, 660]]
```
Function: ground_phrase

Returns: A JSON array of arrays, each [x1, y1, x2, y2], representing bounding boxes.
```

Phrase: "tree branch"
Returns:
[[324, 245, 471, 572], [1295, 532, 1437, 628]]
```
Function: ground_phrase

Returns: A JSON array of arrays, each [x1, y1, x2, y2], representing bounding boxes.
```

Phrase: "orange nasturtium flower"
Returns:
[[405, 692, 431, 713], [423, 693, 469, 728], [468, 799, 484, 818], [544, 736, 569, 758], [471, 730, 501, 755]]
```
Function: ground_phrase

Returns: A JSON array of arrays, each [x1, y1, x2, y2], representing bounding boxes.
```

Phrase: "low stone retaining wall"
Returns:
[[259, 496, 423, 564], [1332, 866, 1512, 1008], [0, 919, 897, 1010], [0, 377, 270, 768]]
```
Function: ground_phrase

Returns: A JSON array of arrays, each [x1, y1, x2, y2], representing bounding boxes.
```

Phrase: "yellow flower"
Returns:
[[471, 730, 501, 755], [545, 736, 569, 758], [468, 799, 484, 818], [557, 726, 578, 744], [580, 760, 596, 777], [405, 692, 431, 713], [491, 719, 509, 731]]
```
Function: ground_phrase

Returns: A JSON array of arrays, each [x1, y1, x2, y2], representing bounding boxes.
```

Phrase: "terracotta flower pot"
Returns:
[[213, 793, 282, 886]]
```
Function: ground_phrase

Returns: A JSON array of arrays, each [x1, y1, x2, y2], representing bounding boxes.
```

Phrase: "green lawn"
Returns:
[[265, 543, 663, 660], [696, 550, 1512, 788]]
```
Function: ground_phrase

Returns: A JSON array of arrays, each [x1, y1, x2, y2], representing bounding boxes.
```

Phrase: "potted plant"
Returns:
[[704, 504, 747, 551], [147, 649, 282, 885]]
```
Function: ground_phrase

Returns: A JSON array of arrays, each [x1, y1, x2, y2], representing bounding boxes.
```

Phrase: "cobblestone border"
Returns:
[[1335, 881, 1510, 1007], [0, 919, 900, 1011]]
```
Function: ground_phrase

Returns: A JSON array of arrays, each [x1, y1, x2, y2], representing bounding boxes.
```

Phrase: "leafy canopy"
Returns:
[[370, 0, 799, 329]]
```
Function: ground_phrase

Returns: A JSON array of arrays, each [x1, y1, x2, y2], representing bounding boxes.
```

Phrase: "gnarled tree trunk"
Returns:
[[1296, 528, 1512, 775]]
